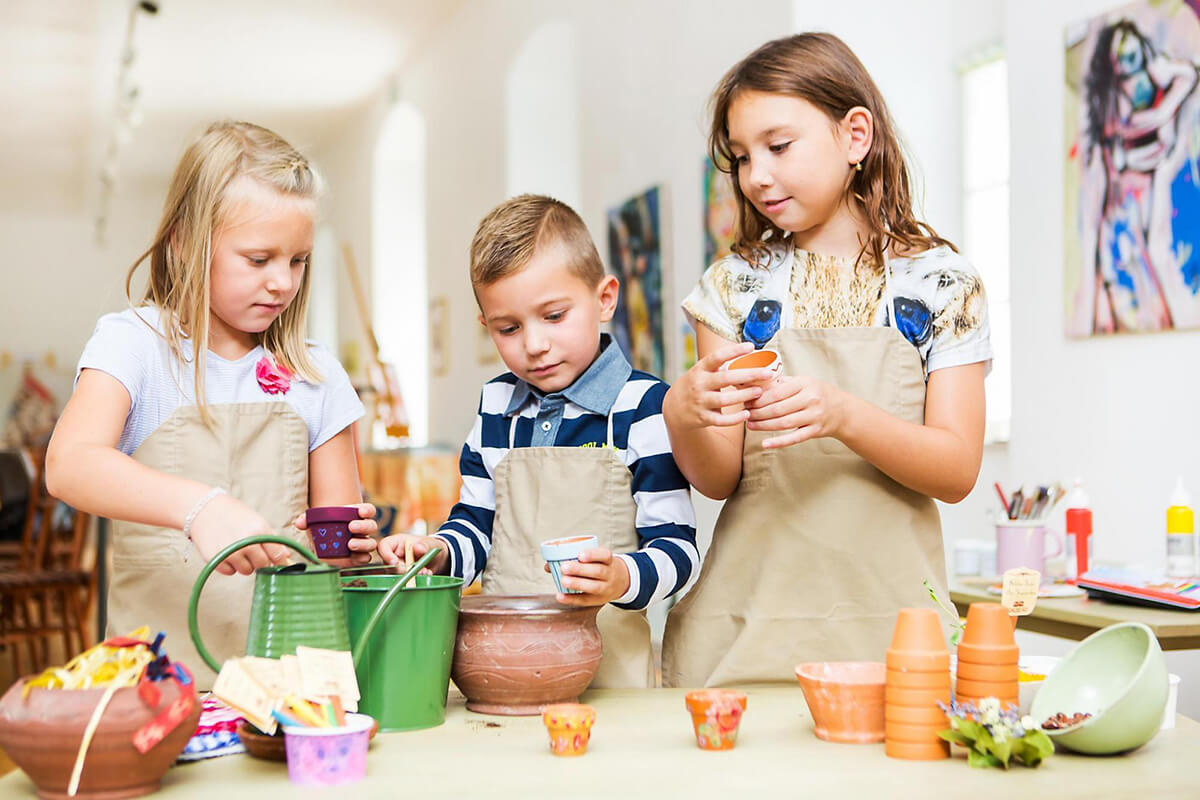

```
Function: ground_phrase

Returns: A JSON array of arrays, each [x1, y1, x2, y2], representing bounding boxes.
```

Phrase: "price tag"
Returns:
[[296, 646, 360, 711], [212, 659, 277, 735], [1001, 568, 1040, 616]]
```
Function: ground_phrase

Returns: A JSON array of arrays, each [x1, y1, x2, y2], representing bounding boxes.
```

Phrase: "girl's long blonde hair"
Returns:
[[709, 33, 955, 269], [126, 120, 321, 423]]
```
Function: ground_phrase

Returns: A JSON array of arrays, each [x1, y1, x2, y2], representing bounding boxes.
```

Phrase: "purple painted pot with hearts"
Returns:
[[306, 506, 359, 559]]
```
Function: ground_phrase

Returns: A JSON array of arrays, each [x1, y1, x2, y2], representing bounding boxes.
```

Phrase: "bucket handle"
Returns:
[[188, 535, 322, 673], [349, 547, 442, 674]]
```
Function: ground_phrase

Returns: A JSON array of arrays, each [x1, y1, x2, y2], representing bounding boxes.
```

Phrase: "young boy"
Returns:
[[379, 194, 698, 688]]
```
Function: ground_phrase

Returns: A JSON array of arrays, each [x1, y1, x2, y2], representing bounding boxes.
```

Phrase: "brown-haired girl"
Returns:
[[662, 33, 992, 687], [46, 121, 377, 687]]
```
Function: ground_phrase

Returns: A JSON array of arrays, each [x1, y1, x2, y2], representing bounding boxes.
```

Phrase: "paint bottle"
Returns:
[[1064, 478, 1092, 581], [1166, 476, 1196, 578]]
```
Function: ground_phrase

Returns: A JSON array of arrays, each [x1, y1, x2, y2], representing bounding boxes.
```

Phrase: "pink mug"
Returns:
[[995, 521, 1063, 579]]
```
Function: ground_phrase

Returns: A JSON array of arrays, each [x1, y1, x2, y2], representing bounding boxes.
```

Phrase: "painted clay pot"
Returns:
[[451, 595, 602, 715], [0, 677, 201, 800], [722, 348, 783, 381], [542, 703, 597, 756], [539, 536, 599, 595], [305, 505, 359, 559], [685, 689, 747, 751], [795, 662, 885, 744]]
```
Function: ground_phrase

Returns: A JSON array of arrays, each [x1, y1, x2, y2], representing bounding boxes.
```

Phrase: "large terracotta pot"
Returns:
[[0, 677, 201, 800], [451, 595, 602, 715]]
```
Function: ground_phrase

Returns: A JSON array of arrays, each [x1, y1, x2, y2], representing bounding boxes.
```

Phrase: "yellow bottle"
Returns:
[[1167, 476, 1196, 578]]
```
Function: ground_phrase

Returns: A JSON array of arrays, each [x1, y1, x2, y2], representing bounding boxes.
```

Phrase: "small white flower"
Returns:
[[1021, 715, 1036, 731], [979, 697, 1001, 714], [993, 727, 1008, 743], [982, 709, 1001, 726]]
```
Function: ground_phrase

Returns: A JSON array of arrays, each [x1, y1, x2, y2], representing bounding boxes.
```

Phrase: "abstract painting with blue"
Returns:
[[607, 186, 665, 375]]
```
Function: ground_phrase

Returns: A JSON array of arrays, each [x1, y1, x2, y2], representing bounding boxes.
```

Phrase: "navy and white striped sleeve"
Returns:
[[612, 378, 699, 610], [434, 393, 495, 586]]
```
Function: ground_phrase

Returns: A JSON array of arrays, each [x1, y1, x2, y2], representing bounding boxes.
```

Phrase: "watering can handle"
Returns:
[[350, 547, 442, 674], [188, 535, 322, 673]]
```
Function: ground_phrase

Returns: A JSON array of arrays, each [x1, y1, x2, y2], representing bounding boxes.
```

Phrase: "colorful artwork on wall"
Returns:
[[1065, 0, 1200, 335], [704, 157, 738, 270], [607, 186, 665, 376]]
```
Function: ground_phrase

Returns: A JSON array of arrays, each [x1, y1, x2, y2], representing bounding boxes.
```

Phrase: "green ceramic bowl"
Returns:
[[1030, 622, 1167, 755]]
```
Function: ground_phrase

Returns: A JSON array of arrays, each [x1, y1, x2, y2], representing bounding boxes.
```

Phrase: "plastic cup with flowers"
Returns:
[[937, 696, 1054, 769]]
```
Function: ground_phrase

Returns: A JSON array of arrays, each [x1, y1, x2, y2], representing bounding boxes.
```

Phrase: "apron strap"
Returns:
[[882, 247, 894, 327]]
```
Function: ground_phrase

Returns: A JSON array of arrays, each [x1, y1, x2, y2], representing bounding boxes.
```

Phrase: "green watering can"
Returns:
[[188, 535, 462, 731]]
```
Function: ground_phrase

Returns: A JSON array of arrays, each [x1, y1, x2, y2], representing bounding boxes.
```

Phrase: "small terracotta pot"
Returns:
[[451, 596, 602, 716], [723, 348, 783, 381], [795, 662, 885, 744], [886, 667, 951, 689], [960, 603, 1017, 647], [888, 608, 948, 653], [955, 640, 1019, 663], [542, 703, 596, 756], [955, 660, 1020, 682], [885, 738, 950, 760], [884, 720, 946, 744], [305, 505, 359, 559], [885, 649, 950, 671], [884, 704, 949, 726], [684, 690, 747, 751], [0, 677, 201, 800], [884, 685, 950, 708], [954, 676, 1018, 698]]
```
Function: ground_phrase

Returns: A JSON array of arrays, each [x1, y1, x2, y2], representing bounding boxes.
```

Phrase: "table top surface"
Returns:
[[4, 687, 1198, 798], [951, 578, 1200, 640]]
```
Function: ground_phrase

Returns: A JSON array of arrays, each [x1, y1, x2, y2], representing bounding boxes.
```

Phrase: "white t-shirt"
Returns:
[[683, 244, 993, 375], [76, 307, 364, 455]]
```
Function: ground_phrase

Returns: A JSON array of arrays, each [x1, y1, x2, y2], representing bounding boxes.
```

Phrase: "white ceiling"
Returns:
[[2, 0, 461, 213]]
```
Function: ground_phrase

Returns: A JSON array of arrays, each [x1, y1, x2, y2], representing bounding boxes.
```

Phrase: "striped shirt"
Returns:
[[435, 336, 699, 610]]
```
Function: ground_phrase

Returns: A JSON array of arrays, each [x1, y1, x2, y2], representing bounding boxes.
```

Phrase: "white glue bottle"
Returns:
[[1166, 476, 1196, 578]]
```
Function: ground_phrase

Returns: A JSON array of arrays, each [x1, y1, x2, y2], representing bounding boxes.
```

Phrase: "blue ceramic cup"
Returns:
[[540, 535, 599, 594]]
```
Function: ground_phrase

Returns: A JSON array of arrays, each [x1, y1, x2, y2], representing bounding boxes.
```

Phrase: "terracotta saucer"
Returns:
[[237, 718, 380, 761]]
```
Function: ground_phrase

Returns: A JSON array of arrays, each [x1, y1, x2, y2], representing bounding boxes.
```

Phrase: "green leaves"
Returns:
[[938, 719, 1054, 769]]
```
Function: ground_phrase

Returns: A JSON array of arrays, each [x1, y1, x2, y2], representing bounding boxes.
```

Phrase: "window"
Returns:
[[372, 101, 428, 446], [961, 54, 1011, 443]]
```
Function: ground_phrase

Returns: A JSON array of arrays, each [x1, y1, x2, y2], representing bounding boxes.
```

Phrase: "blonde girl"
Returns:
[[662, 34, 992, 687], [47, 121, 377, 687]]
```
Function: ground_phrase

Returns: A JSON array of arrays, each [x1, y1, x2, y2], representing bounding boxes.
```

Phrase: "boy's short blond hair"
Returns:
[[470, 194, 606, 290]]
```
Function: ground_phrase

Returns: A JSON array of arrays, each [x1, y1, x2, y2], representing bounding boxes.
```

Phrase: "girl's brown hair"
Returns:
[[709, 32, 955, 269], [126, 120, 321, 424]]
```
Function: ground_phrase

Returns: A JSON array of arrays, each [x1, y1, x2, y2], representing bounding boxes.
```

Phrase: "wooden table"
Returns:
[[951, 579, 1200, 650], [4, 688, 1198, 797]]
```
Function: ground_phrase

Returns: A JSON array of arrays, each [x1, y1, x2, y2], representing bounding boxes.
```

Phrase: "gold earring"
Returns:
[[854, 161, 863, 172]]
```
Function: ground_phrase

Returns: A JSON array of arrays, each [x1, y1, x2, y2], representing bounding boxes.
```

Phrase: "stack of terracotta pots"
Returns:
[[884, 608, 951, 760], [954, 602, 1019, 710]]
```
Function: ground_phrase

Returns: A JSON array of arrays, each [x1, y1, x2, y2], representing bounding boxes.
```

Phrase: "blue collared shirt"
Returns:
[[435, 335, 699, 610]]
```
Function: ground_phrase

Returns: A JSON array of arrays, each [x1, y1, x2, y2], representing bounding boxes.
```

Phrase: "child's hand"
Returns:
[[378, 533, 450, 575], [292, 503, 377, 567], [745, 375, 847, 449], [545, 548, 630, 607], [666, 341, 777, 429], [188, 493, 295, 576]]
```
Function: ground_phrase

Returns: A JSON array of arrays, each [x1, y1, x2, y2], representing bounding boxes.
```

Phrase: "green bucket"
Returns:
[[341, 571, 463, 732]]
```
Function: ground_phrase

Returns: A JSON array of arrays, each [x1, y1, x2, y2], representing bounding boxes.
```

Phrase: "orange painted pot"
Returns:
[[542, 703, 596, 757], [884, 704, 950, 726], [795, 662, 885, 744], [884, 685, 950, 708], [885, 738, 949, 760], [886, 668, 951, 689], [684, 690, 746, 751]]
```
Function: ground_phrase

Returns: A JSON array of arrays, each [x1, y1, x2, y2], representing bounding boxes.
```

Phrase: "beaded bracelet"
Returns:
[[182, 487, 226, 538]]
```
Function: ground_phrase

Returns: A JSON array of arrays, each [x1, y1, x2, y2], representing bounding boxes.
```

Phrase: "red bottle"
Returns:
[[1065, 479, 1092, 581]]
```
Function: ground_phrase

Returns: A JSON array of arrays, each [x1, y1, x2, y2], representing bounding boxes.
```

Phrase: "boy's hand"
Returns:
[[745, 375, 847, 449], [546, 548, 630, 607], [378, 533, 450, 575], [292, 503, 377, 567]]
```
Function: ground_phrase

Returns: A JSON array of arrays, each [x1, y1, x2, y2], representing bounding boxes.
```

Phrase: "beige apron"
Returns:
[[483, 410, 655, 688], [107, 402, 309, 690], [662, 252, 948, 688]]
